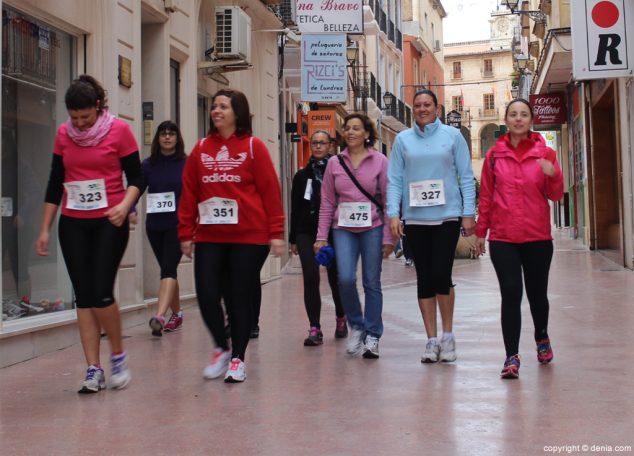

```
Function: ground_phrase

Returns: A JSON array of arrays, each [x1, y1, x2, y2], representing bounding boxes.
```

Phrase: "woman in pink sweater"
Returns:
[[476, 99, 563, 379], [315, 113, 394, 359]]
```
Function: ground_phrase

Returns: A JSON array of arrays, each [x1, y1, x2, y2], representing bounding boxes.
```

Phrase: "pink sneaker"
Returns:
[[536, 338, 554, 364], [164, 312, 183, 332]]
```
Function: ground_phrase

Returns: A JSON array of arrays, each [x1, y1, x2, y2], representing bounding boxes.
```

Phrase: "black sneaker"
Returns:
[[249, 325, 260, 339], [303, 327, 324, 346]]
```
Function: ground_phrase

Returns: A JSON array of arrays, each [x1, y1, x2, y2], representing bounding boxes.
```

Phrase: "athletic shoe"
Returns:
[[164, 312, 183, 332], [203, 348, 231, 379], [346, 329, 365, 356], [19, 296, 44, 314], [149, 315, 165, 337], [304, 327, 324, 346], [224, 358, 246, 383], [536, 338, 554, 364], [249, 325, 260, 339], [421, 339, 440, 363], [78, 365, 105, 394], [363, 335, 380, 359], [405, 259, 414, 267], [501, 354, 521, 379], [439, 335, 457, 362], [108, 352, 131, 389], [395, 248, 404, 258], [335, 316, 348, 338]]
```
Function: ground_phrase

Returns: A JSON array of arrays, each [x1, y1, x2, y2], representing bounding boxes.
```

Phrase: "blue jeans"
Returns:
[[332, 226, 384, 338]]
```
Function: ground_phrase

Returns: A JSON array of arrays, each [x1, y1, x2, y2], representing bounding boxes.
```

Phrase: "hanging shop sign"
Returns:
[[530, 93, 567, 125], [301, 34, 347, 103], [296, 0, 364, 34], [572, 0, 634, 79], [446, 110, 462, 129], [307, 110, 337, 138]]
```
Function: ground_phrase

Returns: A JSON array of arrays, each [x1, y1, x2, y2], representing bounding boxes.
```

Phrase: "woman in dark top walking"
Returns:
[[290, 130, 346, 346], [140, 121, 187, 336]]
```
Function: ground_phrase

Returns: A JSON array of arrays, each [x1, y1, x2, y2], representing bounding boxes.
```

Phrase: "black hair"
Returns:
[[209, 88, 253, 136], [413, 89, 438, 107], [65, 74, 108, 112], [150, 120, 186, 163], [504, 98, 534, 120], [310, 129, 332, 141], [341, 113, 378, 148]]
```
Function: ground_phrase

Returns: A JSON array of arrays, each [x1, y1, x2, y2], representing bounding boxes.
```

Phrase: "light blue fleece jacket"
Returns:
[[387, 117, 476, 221]]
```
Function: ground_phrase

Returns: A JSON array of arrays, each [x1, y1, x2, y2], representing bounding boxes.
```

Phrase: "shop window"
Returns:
[[2, 7, 75, 323]]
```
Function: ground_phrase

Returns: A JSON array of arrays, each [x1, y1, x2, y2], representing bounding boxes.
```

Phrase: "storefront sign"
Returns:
[[530, 93, 567, 125], [307, 110, 337, 138], [446, 110, 462, 129], [296, 0, 364, 34], [301, 34, 347, 103], [572, 0, 634, 79]]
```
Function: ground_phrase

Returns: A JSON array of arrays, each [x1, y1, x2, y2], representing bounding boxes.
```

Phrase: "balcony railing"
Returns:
[[478, 107, 499, 118], [396, 29, 402, 51], [388, 19, 395, 43], [384, 97, 412, 127], [369, 72, 382, 108], [482, 69, 494, 78], [378, 9, 387, 34], [451, 72, 462, 80]]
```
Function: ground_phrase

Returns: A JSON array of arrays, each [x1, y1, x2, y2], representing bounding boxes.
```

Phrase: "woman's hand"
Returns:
[[390, 217, 403, 238], [290, 244, 298, 255], [475, 237, 486, 256], [383, 243, 394, 258], [270, 239, 286, 257], [104, 203, 129, 227], [313, 240, 328, 254], [181, 241, 194, 259], [461, 216, 476, 237], [35, 231, 50, 256], [537, 158, 555, 177]]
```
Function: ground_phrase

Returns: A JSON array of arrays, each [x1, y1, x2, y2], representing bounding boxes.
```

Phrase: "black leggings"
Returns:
[[194, 243, 269, 361], [489, 240, 553, 357], [296, 233, 344, 328], [146, 227, 182, 279], [405, 221, 460, 299], [58, 215, 129, 308]]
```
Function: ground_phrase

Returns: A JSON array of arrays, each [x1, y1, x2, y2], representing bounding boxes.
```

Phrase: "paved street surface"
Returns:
[[1, 231, 633, 455]]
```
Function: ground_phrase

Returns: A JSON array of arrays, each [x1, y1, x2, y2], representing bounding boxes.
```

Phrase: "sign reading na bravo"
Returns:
[[301, 34, 347, 102], [572, 0, 634, 79], [296, 0, 364, 34]]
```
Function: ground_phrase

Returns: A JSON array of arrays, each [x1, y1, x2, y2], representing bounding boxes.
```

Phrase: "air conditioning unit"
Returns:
[[434, 40, 441, 52], [215, 6, 251, 60]]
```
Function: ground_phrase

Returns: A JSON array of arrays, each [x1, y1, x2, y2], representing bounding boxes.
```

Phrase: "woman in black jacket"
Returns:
[[290, 130, 346, 346]]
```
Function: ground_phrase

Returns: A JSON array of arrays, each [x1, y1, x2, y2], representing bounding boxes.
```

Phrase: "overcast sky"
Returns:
[[442, 0, 504, 43]]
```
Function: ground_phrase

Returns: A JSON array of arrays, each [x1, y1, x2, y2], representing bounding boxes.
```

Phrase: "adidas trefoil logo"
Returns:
[[201, 146, 247, 171]]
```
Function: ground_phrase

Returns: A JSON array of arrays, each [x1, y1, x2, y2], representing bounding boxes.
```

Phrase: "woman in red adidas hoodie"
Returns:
[[178, 89, 285, 383], [475, 98, 563, 380]]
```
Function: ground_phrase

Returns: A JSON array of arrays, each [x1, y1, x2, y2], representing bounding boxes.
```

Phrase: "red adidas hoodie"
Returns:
[[178, 132, 285, 244], [476, 132, 563, 243]]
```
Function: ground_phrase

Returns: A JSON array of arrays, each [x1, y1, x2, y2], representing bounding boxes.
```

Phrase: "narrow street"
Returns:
[[1, 230, 633, 455]]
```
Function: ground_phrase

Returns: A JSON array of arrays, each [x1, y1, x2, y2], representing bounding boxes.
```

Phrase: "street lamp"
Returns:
[[382, 92, 395, 114], [346, 42, 359, 66], [500, 0, 546, 23]]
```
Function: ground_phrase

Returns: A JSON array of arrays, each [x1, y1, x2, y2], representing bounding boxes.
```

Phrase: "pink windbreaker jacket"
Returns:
[[475, 132, 564, 243]]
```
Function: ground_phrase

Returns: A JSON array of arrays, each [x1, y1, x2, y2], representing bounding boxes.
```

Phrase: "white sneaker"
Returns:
[[203, 348, 232, 379], [224, 358, 246, 383], [108, 352, 131, 389], [439, 335, 457, 362], [78, 365, 105, 394], [346, 329, 365, 356], [421, 340, 440, 363], [363, 335, 380, 359]]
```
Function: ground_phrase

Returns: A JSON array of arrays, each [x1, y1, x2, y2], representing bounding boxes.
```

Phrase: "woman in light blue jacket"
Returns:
[[387, 89, 476, 364]]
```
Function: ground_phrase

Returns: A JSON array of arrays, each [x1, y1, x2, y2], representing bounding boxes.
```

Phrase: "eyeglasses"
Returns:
[[310, 141, 330, 147], [159, 131, 177, 137]]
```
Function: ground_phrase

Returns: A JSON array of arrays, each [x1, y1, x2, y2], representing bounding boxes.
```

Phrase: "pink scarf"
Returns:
[[65, 110, 115, 147]]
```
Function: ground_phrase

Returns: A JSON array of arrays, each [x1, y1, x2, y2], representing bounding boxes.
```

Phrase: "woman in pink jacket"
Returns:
[[475, 99, 563, 379]]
